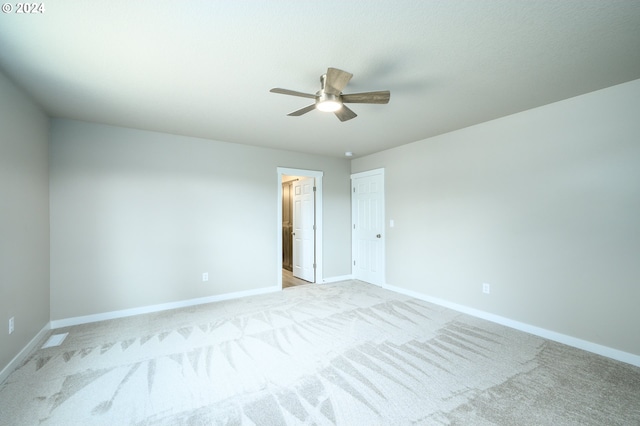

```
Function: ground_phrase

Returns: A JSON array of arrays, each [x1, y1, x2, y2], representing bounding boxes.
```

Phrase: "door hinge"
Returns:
[[353, 187, 356, 193], [313, 186, 316, 192], [313, 263, 316, 269], [353, 224, 356, 229], [353, 260, 356, 266]]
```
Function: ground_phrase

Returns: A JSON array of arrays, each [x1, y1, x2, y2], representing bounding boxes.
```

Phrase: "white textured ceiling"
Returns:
[[1, 1, 639, 158]]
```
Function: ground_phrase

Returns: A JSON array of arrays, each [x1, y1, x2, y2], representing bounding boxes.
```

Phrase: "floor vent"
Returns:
[[41, 332, 69, 349]]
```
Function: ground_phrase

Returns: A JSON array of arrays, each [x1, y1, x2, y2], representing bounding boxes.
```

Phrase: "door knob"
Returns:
[[376, 234, 381, 238]]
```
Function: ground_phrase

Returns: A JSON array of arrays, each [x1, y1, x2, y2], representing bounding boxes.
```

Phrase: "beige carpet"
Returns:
[[1, 280, 639, 425]]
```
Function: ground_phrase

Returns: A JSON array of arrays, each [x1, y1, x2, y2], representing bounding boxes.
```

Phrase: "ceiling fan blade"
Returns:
[[287, 104, 316, 116], [334, 105, 357, 122], [324, 68, 353, 95], [341, 91, 390, 104], [270, 88, 317, 99]]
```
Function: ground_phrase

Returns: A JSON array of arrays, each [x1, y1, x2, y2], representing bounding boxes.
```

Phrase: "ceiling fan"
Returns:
[[270, 67, 390, 122]]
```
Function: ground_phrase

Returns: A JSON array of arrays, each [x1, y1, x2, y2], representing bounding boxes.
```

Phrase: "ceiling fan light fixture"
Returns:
[[317, 100, 342, 112], [316, 92, 342, 112], [270, 67, 389, 121]]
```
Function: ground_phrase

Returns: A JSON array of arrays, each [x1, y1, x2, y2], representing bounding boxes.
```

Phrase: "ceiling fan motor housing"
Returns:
[[316, 91, 342, 111]]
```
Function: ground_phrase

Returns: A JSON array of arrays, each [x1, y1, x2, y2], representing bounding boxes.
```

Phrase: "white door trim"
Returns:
[[277, 167, 323, 288], [351, 168, 385, 286], [351, 168, 385, 180]]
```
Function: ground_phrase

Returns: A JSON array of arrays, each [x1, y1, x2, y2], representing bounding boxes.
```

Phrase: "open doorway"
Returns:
[[277, 168, 323, 289]]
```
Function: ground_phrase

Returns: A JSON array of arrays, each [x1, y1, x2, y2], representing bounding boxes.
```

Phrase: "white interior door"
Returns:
[[352, 170, 385, 286], [293, 177, 315, 282]]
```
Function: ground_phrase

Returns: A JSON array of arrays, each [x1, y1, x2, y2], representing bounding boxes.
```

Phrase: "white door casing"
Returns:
[[277, 168, 323, 289], [352, 169, 385, 286], [293, 177, 316, 282]]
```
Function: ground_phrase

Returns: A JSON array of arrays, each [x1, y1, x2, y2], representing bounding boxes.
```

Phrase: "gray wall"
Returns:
[[0, 72, 50, 370], [352, 79, 640, 356], [49, 119, 352, 320]]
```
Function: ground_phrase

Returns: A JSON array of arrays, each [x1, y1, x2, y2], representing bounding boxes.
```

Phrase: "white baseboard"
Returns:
[[50, 286, 281, 329], [321, 274, 353, 284], [0, 323, 51, 385], [383, 283, 640, 368]]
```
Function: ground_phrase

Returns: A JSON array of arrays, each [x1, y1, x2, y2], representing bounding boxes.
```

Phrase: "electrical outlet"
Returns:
[[9, 317, 14, 334], [202, 272, 209, 282], [482, 283, 491, 294]]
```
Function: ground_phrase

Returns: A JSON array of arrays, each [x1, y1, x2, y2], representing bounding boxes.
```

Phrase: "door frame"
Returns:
[[277, 167, 323, 288], [351, 168, 385, 286]]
